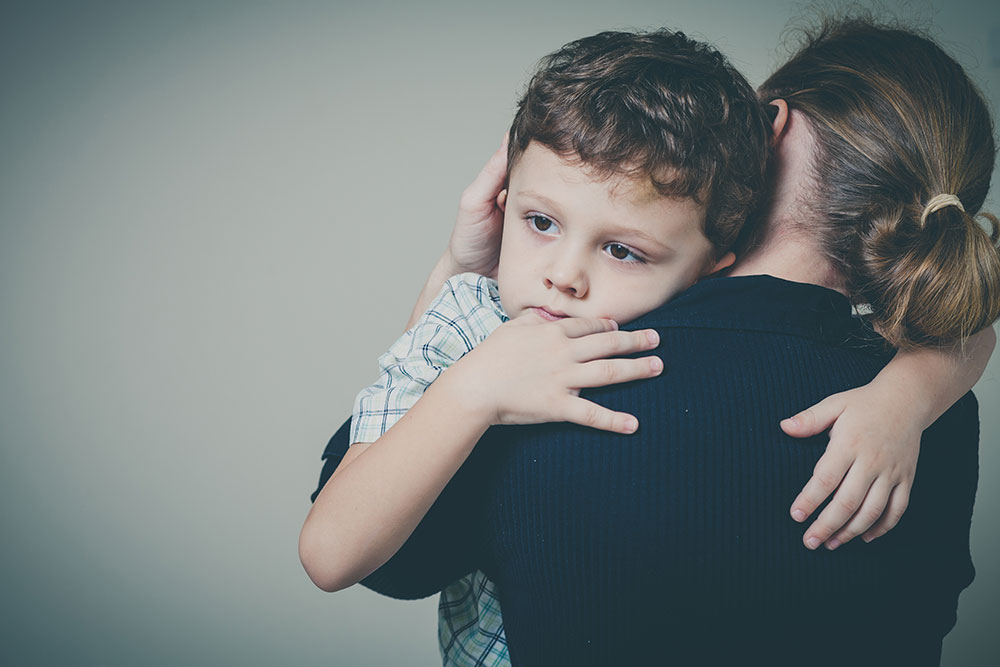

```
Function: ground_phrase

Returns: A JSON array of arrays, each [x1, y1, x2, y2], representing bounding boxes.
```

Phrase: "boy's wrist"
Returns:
[[869, 370, 936, 432], [435, 354, 498, 429]]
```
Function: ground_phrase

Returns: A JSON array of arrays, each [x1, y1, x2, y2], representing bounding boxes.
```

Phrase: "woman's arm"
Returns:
[[299, 316, 662, 592], [782, 325, 996, 549]]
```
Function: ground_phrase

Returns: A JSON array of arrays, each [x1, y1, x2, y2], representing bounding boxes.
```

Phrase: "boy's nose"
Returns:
[[544, 255, 588, 297]]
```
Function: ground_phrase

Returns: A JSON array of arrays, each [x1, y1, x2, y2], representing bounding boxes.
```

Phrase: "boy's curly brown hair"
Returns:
[[507, 29, 772, 254]]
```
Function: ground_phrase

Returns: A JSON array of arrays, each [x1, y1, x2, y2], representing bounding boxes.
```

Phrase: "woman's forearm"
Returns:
[[299, 368, 490, 593], [406, 250, 461, 330], [874, 326, 996, 429]]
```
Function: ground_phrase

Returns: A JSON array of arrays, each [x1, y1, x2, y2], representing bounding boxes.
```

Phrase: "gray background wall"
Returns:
[[1, 1, 997, 665]]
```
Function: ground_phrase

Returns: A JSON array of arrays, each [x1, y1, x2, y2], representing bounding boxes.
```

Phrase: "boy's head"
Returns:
[[495, 29, 771, 325]]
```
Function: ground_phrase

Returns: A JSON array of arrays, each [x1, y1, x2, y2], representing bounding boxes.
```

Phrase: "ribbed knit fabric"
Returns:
[[313, 275, 979, 666]]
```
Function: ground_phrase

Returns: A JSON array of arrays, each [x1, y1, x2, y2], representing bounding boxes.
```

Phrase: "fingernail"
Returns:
[[646, 330, 659, 345], [650, 357, 663, 373], [624, 417, 638, 433], [791, 509, 806, 522], [782, 417, 798, 428], [806, 537, 820, 550], [826, 539, 841, 550], [862, 535, 873, 543]]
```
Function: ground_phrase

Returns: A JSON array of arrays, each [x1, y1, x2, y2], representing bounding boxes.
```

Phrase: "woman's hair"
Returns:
[[507, 29, 772, 254], [759, 17, 1000, 348]]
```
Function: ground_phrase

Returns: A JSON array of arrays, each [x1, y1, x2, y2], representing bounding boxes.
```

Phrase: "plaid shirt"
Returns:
[[351, 273, 511, 666]]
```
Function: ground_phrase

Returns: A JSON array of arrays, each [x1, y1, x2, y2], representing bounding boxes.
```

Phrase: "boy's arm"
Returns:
[[299, 316, 663, 592], [782, 325, 996, 550], [300, 374, 491, 593]]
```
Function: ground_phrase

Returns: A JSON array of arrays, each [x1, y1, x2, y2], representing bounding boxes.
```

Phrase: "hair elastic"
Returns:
[[920, 193, 965, 226]]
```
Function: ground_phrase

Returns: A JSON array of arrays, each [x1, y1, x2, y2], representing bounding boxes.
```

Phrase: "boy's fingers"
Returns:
[[789, 448, 853, 522], [861, 483, 911, 543], [821, 478, 893, 550], [557, 317, 619, 338], [801, 466, 876, 549], [781, 395, 846, 438], [563, 397, 638, 434], [572, 357, 663, 389], [570, 329, 659, 362]]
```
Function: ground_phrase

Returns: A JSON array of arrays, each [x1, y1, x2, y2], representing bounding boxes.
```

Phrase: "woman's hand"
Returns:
[[781, 382, 922, 550], [407, 137, 509, 329], [446, 134, 508, 278], [449, 315, 663, 434]]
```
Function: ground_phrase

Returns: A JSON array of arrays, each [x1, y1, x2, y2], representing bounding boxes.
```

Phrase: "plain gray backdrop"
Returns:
[[1, 1, 997, 665]]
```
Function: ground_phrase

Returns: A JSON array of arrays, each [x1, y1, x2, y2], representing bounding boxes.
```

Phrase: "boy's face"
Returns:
[[496, 142, 733, 325]]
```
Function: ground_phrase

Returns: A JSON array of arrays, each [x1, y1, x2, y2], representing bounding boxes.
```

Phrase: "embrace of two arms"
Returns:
[[299, 141, 996, 593]]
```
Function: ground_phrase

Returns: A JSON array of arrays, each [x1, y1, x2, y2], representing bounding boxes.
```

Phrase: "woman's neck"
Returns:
[[727, 229, 848, 296], [727, 107, 847, 296]]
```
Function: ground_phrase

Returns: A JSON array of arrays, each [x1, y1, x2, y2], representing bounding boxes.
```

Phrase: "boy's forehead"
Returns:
[[510, 142, 694, 209]]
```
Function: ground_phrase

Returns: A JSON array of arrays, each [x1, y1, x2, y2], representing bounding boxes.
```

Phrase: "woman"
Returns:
[[309, 17, 999, 666]]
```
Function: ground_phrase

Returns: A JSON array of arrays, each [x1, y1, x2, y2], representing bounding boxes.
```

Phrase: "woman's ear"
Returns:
[[496, 188, 507, 212], [769, 99, 789, 143]]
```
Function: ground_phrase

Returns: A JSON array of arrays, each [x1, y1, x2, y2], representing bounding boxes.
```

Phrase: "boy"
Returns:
[[305, 28, 770, 665]]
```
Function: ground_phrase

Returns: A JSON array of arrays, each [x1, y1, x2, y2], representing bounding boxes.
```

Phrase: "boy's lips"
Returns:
[[531, 307, 568, 321]]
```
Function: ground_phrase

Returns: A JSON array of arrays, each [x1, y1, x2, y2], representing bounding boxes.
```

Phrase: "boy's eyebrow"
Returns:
[[514, 189, 561, 212]]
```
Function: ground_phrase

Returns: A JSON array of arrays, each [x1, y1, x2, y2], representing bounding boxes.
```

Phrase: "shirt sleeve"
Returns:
[[350, 273, 504, 444]]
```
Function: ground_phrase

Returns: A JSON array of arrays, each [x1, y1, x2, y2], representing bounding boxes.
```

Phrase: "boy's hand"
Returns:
[[447, 135, 508, 278], [449, 315, 662, 434], [781, 382, 922, 550]]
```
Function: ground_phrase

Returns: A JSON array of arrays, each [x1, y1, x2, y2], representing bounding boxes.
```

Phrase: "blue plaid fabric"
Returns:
[[439, 571, 509, 666], [351, 273, 511, 666]]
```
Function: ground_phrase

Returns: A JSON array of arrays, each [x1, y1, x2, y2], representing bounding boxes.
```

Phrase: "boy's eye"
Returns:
[[604, 243, 644, 263], [527, 214, 557, 234]]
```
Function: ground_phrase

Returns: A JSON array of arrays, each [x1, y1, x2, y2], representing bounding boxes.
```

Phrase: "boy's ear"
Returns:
[[769, 99, 789, 144], [496, 189, 507, 212], [709, 251, 736, 275]]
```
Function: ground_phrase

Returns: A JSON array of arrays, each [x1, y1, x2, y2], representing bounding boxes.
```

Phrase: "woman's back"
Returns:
[[345, 275, 979, 665]]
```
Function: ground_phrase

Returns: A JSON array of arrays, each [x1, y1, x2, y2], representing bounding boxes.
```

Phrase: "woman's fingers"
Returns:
[[569, 328, 660, 362], [561, 396, 639, 434], [800, 463, 876, 550], [860, 483, 911, 543], [449, 135, 510, 277], [821, 477, 894, 550], [457, 134, 509, 216]]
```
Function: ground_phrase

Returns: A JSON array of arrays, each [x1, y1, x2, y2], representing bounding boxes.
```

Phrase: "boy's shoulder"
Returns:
[[402, 273, 506, 351], [432, 272, 505, 322]]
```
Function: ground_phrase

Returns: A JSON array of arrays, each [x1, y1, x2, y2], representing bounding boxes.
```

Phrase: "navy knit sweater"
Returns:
[[313, 275, 979, 666]]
